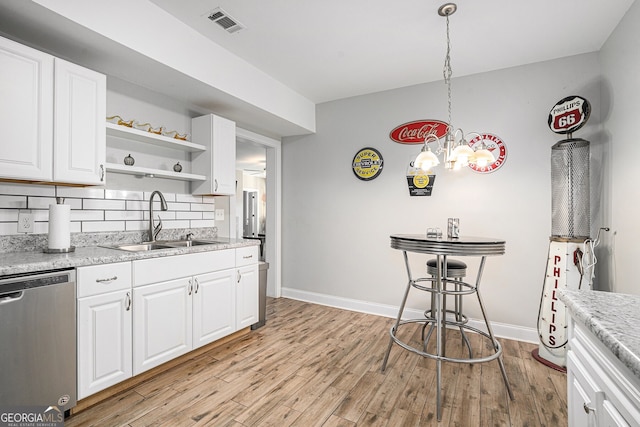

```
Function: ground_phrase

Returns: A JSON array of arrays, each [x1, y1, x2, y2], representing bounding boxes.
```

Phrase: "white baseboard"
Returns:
[[281, 287, 539, 344]]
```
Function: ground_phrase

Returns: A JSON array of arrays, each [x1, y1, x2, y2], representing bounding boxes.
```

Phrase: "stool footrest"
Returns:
[[423, 309, 469, 326], [389, 319, 503, 364], [412, 277, 476, 296]]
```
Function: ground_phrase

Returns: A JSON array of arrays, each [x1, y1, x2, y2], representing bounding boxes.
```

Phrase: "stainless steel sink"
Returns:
[[160, 239, 218, 248], [104, 239, 223, 252], [113, 242, 175, 252]]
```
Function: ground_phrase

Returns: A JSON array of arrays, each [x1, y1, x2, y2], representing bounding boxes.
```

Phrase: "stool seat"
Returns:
[[426, 258, 467, 278]]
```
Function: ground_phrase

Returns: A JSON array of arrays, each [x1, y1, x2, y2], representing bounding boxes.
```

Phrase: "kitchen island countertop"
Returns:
[[0, 238, 259, 277], [560, 289, 640, 381]]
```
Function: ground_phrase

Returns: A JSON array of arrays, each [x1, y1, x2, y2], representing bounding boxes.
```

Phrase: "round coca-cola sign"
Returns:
[[548, 96, 590, 135], [389, 120, 449, 144]]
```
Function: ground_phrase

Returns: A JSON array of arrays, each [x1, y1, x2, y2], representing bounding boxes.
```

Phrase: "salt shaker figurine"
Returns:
[[173, 162, 182, 172]]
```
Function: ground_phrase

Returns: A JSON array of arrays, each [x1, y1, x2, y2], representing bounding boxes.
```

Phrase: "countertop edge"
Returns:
[[559, 289, 640, 381], [0, 239, 260, 277]]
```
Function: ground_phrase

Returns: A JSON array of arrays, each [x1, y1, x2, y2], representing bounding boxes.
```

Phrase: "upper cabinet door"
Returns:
[[211, 115, 236, 195], [0, 36, 54, 181], [191, 114, 236, 196], [54, 58, 106, 185]]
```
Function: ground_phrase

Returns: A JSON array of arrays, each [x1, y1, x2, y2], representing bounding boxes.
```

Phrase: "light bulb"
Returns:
[[473, 147, 495, 168], [451, 144, 475, 168], [415, 147, 440, 171]]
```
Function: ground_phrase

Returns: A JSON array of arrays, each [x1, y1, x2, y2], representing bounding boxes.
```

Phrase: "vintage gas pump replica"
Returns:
[[533, 95, 598, 371]]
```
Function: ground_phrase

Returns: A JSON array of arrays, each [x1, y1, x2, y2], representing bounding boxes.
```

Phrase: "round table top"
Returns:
[[390, 234, 505, 256]]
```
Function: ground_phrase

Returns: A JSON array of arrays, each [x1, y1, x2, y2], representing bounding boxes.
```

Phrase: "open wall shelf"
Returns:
[[106, 122, 206, 152], [105, 163, 206, 181]]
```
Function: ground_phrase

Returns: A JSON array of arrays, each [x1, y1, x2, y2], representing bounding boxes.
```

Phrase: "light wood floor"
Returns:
[[66, 297, 567, 426]]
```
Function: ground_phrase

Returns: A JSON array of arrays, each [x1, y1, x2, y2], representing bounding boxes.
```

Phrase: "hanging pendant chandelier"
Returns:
[[414, 3, 496, 172]]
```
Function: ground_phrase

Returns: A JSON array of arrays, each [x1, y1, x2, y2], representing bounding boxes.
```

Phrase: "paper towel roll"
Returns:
[[48, 203, 71, 250]]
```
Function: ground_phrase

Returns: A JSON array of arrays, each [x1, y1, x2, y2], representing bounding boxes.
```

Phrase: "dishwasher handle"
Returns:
[[0, 291, 24, 304]]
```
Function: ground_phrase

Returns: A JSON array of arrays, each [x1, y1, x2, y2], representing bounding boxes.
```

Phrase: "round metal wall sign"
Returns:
[[467, 133, 507, 174], [352, 147, 383, 181], [548, 95, 591, 135]]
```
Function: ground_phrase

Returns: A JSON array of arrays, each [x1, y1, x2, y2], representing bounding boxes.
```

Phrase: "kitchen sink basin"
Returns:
[[113, 242, 175, 252], [105, 239, 223, 252], [160, 239, 218, 247]]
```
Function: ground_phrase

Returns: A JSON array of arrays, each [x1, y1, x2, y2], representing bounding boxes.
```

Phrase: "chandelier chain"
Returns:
[[443, 13, 453, 133]]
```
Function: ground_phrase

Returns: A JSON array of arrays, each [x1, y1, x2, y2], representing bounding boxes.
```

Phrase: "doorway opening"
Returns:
[[236, 129, 281, 298]]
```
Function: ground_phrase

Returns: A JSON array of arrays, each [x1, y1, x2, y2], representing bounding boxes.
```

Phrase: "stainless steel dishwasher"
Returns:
[[0, 268, 77, 411]]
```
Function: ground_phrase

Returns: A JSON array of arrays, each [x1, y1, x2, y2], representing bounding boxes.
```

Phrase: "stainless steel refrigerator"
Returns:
[[243, 190, 258, 238]]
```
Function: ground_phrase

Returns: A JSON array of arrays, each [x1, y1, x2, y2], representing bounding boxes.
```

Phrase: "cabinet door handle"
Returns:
[[125, 292, 131, 311], [100, 164, 105, 182], [194, 278, 199, 294], [243, 255, 253, 259], [237, 270, 242, 283], [96, 276, 117, 283], [188, 279, 193, 295], [583, 402, 595, 414]]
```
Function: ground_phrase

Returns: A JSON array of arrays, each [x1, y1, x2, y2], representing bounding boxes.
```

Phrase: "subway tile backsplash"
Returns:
[[0, 183, 216, 236]]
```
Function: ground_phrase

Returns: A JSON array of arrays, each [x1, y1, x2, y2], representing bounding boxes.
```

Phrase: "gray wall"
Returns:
[[600, 0, 640, 296], [282, 52, 604, 330]]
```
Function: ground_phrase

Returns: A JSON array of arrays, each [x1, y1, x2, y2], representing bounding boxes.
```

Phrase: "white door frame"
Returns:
[[236, 128, 281, 298]]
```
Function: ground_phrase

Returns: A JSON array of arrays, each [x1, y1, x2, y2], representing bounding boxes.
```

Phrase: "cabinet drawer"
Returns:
[[236, 246, 259, 267], [77, 262, 132, 298], [133, 250, 235, 287]]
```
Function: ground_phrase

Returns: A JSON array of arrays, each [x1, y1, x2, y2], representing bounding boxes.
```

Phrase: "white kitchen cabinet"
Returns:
[[0, 35, 106, 185], [132, 249, 238, 374], [133, 277, 193, 375], [74, 246, 259, 397], [77, 289, 132, 399], [193, 269, 236, 347], [567, 319, 640, 427], [567, 350, 599, 427], [76, 262, 132, 399], [236, 245, 259, 329], [53, 58, 106, 185], [0, 36, 54, 181], [191, 114, 236, 195], [236, 263, 259, 329]]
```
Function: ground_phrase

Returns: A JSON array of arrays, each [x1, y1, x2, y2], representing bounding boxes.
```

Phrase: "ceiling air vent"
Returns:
[[207, 7, 245, 34]]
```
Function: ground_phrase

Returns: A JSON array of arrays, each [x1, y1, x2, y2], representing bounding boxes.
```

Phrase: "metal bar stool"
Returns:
[[421, 258, 473, 358]]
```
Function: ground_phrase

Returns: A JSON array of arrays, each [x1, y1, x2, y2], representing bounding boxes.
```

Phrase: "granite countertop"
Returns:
[[560, 289, 640, 380], [0, 238, 260, 277]]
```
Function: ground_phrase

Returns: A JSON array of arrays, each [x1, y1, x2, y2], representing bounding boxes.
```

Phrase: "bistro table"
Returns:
[[381, 234, 514, 421]]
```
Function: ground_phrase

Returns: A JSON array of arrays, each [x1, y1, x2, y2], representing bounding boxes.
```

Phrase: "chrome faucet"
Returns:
[[148, 190, 168, 241]]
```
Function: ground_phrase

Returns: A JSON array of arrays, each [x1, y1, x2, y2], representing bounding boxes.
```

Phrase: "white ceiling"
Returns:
[[149, 0, 635, 104]]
